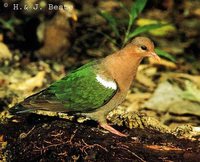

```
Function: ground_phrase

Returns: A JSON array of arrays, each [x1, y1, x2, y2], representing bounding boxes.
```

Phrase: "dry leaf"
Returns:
[[126, 93, 152, 103], [121, 93, 151, 112], [0, 42, 12, 61], [136, 72, 156, 88], [0, 135, 3, 142], [0, 34, 3, 41], [143, 81, 200, 117], [99, 1, 120, 12], [10, 71, 45, 92], [180, 80, 200, 102], [173, 73, 200, 88]]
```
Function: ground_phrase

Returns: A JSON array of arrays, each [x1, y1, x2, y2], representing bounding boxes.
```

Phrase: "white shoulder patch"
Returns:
[[96, 74, 117, 90]]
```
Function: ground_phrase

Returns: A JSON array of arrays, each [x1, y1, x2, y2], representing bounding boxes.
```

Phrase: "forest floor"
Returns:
[[0, 0, 200, 161]]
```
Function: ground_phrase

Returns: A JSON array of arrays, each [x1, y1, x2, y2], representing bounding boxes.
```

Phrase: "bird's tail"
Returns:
[[9, 104, 33, 115]]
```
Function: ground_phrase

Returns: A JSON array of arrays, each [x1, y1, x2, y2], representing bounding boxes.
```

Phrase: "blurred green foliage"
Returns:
[[155, 48, 175, 62], [0, 18, 15, 32], [99, 0, 175, 61]]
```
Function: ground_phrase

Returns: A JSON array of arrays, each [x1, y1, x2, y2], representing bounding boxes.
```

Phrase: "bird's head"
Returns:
[[126, 37, 160, 62]]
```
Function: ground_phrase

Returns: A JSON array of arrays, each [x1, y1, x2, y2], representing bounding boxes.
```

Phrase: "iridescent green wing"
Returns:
[[44, 61, 118, 112], [46, 61, 117, 112]]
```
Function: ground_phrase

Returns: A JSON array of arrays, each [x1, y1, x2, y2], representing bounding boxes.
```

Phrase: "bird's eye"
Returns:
[[141, 45, 147, 51]]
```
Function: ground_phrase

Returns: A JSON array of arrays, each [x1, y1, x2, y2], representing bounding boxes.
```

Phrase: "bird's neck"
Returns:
[[103, 47, 143, 91]]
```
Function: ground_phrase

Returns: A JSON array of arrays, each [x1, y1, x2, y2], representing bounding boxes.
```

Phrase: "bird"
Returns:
[[9, 37, 160, 137]]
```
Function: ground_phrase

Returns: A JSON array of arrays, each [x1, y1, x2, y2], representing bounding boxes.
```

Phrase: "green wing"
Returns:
[[21, 61, 118, 113]]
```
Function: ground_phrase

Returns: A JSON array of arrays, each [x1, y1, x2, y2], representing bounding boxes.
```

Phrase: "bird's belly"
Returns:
[[96, 91, 127, 115], [81, 91, 127, 122]]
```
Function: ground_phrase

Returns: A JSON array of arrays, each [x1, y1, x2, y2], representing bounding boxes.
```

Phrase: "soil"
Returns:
[[1, 114, 200, 162]]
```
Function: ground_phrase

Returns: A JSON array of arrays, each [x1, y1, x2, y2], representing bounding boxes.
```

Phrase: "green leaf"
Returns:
[[0, 18, 15, 32], [99, 10, 120, 37], [155, 48, 176, 62], [130, 0, 147, 20], [128, 24, 166, 39]]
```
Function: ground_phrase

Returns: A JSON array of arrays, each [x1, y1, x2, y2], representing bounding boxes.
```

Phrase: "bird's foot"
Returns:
[[100, 123, 127, 137]]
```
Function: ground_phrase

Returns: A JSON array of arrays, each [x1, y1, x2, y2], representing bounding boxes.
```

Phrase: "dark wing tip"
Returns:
[[9, 104, 33, 115]]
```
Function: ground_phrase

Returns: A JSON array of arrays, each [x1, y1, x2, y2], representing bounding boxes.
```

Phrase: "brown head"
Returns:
[[125, 37, 160, 61], [103, 37, 160, 91]]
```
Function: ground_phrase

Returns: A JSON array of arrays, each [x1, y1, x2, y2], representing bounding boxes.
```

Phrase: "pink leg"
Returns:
[[100, 123, 127, 137]]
